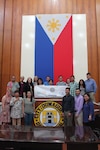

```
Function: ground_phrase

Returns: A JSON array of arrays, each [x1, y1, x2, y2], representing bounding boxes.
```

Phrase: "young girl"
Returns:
[[10, 90, 24, 125], [24, 91, 35, 125]]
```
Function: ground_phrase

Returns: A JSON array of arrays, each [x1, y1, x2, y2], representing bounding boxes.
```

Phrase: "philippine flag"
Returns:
[[21, 14, 88, 83]]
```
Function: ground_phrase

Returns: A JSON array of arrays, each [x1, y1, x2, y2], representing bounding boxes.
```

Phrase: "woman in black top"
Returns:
[[79, 79, 86, 96], [19, 76, 26, 97], [24, 77, 34, 97]]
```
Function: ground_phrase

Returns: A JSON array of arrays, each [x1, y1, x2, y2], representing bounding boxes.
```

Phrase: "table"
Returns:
[[0, 125, 100, 150]]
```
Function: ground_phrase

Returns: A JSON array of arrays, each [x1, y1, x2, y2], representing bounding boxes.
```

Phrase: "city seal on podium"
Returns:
[[34, 101, 64, 127]]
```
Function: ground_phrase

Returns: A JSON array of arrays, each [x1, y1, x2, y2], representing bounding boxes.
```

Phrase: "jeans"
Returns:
[[24, 113, 33, 125]]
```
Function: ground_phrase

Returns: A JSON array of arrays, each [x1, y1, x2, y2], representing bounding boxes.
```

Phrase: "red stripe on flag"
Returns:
[[54, 16, 73, 84]]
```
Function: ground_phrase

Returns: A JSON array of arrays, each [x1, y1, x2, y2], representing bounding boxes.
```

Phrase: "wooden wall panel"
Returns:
[[0, 0, 100, 102], [85, 0, 99, 101], [0, 0, 5, 99], [22, 0, 37, 15], [1, 0, 13, 97], [10, 0, 22, 79], [96, 0, 100, 102]]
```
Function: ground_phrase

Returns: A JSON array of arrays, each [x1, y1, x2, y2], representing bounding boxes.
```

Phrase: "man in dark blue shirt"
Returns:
[[62, 87, 74, 126]]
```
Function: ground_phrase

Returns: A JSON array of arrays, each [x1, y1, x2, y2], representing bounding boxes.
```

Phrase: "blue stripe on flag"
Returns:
[[35, 18, 54, 82]]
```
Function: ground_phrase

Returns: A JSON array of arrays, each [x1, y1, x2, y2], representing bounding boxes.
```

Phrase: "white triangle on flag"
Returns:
[[36, 14, 72, 45]]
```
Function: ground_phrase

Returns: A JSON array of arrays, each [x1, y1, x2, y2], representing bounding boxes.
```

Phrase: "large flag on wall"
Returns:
[[21, 14, 88, 83]]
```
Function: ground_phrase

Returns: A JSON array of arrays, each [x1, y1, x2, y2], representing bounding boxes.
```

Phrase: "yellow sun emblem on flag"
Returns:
[[47, 18, 61, 32]]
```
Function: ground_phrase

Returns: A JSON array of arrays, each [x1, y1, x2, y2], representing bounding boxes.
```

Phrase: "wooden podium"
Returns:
[[34, 99, 64, 127], [34, 85, 65, 127]]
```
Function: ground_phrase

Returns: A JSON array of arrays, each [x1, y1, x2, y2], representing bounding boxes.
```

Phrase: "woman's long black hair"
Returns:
[[26, 91, 33, 102], [79, 79, 86, 89]]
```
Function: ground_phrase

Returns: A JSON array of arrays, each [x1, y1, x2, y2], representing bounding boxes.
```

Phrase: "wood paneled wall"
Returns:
[[0, 0, 100, 102]]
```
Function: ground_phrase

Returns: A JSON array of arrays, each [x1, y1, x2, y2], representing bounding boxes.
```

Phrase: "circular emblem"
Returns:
[[34, 101, 64, 127], [50, 87, 55, 92]]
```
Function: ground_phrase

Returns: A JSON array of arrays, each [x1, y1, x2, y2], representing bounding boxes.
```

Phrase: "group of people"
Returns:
[[62, 88, 95, 128], [0, 75, 35, 126], [62, 72, 97, 128], [3, 72, 97, 101], [0, 89, 35, 126], [57, 73, 97, 102], [0, 72, 97, 128]]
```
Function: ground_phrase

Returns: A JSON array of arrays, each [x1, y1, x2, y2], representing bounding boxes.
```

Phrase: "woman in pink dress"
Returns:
[[1, 89, 12, 124]]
